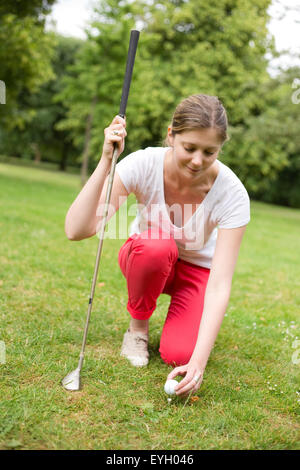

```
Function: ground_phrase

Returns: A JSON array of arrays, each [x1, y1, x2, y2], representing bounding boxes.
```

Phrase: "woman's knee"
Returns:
[[159, 342, 193, 367]]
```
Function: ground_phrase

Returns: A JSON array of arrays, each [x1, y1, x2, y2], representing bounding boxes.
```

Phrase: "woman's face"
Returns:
[[167, 127, 222, 178]]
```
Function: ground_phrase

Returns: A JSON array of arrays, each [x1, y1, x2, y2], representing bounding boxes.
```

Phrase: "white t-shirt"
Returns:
[[116, 147, 250, 268]]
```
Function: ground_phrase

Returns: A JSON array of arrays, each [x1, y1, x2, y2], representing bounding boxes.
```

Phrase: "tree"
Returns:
[[125, 0, 275, 145], [237, 66, 300, 207], [0, 35, 82, 170], [55, 0, 145, 183], [57, 0, 275, 168], [0, 1, 57, 130], [0, 0, 56, 18]]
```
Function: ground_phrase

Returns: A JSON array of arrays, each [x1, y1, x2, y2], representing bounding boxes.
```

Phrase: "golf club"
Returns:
[[62, 29, 140, 391]]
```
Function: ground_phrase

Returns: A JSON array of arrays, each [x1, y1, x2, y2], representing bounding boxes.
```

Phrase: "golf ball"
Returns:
[[164, 379, 178, 395]]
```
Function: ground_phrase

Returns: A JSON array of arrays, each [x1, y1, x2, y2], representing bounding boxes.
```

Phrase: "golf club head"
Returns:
[[61, 367, 81, 391]]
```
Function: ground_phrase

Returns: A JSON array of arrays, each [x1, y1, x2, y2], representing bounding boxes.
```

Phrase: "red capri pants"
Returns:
[[118, 229, 210, 366]]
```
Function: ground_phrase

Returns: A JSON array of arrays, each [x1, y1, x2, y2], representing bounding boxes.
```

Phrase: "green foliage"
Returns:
[[255, 68, 300, 207], [0, 3, 57, 130], [56, 0, 275, 163], [128, 0, 273, 129], [1, 0, 299, 206], [55, 0, 142, 161], [0, 35, 82, 168], [223, 66, 300, 205], [0, 0, 56, 19]]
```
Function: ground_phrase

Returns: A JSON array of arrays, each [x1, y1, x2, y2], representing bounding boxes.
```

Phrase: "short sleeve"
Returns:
[[115, 149, 145, 195], [217, 185, 250, 229]]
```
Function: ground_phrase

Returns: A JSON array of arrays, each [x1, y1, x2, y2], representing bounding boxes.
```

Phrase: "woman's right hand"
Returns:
[[102, 115, 127, 161]]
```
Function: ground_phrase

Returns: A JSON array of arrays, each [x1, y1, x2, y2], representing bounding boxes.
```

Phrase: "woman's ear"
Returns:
[[167, 126, 174, 147]]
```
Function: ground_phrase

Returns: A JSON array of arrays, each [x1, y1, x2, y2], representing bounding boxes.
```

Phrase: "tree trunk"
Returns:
[[81, 96, 97, 187], [59, 140, 69, 171], [32, 143, 41, 163]]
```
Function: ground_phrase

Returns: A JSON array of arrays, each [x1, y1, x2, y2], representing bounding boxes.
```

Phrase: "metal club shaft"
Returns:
[[62, 30, 140, 391]]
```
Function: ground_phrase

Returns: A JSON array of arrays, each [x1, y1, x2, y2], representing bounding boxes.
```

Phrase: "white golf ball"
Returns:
[[164, 379, 178, 395]]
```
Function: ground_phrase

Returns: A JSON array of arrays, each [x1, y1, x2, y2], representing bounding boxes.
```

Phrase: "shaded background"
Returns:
[[0, 0, 300, 206]]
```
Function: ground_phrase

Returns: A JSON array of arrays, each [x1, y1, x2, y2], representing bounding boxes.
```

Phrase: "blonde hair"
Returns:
[[165, 94, 229, 145]]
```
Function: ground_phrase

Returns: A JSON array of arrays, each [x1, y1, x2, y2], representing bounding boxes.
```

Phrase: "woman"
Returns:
[[65, 94, 250, 397]]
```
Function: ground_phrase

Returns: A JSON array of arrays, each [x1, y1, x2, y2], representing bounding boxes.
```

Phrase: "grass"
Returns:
[[0, 161, 299, 450]]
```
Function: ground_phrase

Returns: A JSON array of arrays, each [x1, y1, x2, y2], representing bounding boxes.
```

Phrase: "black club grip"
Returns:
[[118, 30, 140, 118]]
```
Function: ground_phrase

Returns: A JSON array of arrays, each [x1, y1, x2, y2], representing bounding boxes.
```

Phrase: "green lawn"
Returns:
[[0, 162, 299, 450]]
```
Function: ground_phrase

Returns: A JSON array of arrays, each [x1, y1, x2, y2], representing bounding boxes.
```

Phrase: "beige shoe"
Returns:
[[120, 328, 149, 367]]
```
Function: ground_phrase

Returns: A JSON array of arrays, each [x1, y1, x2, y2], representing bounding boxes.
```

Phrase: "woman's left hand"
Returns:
[[167, 361, 204, 396]]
